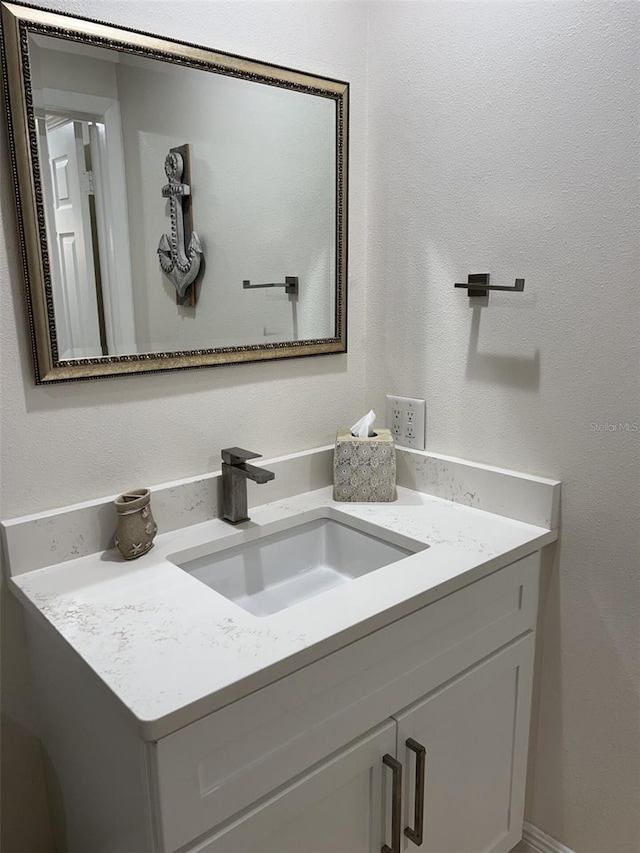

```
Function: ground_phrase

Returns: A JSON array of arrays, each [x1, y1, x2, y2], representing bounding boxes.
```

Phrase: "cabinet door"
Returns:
[[189, 721, 396, 853], [395, 634, 535, 853]]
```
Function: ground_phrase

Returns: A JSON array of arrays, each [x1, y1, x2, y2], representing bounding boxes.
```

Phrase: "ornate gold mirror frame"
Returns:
[[1, 2, 348, 382]]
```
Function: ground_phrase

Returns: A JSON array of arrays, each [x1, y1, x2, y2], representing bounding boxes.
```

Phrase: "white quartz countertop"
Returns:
[[10, 486, 557, 740]]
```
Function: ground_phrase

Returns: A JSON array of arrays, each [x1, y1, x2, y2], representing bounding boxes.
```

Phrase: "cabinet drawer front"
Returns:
[[152, 552, 540, 852]]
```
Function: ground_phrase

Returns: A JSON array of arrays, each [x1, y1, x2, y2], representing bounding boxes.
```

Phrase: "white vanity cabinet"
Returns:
[[185, 635, 533, 853], [151, 552, 539, 853], [22, 550, 541, 853]]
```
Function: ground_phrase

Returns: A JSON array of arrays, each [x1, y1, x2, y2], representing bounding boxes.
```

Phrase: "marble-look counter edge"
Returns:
[[10, 487, 558, 741], [155, 534, 555, 740]]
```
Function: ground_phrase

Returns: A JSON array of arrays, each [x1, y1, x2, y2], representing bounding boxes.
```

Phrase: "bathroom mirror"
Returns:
[[1, 2, 348, 382]]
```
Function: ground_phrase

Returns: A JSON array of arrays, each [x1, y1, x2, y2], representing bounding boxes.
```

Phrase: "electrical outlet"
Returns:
[[386, 395, 426, 450], [390, 405, 402, 436]]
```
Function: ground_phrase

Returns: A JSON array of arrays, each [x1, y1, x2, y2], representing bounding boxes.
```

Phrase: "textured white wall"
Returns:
[[2, 2, 639, 851], [0, 2, 368, 848], [1, 0, 368, 518], [366, 3, 639, 851]]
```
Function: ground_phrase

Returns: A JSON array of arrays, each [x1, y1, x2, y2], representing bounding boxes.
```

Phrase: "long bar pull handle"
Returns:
[[382, 754, 402, 853], [404, 738, 426, 846]]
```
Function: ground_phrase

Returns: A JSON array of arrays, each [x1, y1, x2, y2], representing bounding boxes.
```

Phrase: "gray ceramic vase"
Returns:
[[114, 488, 157, 560]]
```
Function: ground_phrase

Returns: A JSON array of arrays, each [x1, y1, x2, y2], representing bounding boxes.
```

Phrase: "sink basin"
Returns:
[[169, 513, 428, 617]]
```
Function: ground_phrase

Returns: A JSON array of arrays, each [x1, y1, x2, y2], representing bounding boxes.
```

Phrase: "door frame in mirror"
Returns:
[[0, 1, 348, 382]]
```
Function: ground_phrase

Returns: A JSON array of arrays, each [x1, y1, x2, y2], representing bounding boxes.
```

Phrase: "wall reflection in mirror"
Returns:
[[1, 2, 347, 381], [31, 34, 335, 356]]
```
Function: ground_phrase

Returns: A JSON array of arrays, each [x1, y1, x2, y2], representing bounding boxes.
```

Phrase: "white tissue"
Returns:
[[351, 409, 376, 438]]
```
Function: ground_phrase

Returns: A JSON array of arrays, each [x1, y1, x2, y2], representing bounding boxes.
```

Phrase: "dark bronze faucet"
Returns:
[[220, 448, 275, 524]]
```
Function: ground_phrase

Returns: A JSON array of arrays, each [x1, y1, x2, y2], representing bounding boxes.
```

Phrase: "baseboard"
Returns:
[[523, 822, 576, 853]]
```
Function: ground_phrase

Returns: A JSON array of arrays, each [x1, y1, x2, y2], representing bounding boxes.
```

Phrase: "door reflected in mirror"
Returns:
[[1, 3, 347, 381]]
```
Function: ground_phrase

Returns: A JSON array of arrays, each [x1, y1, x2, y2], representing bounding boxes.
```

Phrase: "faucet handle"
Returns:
[[221, 447, 262, 466]]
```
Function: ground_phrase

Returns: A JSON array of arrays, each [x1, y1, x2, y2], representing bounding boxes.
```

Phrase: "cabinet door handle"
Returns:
[[382, 753, 402, 853], [404, 738, 426, 846]]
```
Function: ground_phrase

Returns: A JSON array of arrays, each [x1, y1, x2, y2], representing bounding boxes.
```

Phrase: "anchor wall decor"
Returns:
[[157, 144, 203, 305]]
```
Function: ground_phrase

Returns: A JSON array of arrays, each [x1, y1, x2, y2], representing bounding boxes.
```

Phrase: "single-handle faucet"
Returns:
[[220, 447, 275, 524]]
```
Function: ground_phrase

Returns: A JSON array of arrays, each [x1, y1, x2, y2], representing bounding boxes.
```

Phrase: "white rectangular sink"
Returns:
[[168, 514, 428, 617]]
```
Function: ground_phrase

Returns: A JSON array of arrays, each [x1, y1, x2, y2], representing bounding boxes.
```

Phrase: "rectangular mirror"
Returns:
[[1, 2, 348, 382]]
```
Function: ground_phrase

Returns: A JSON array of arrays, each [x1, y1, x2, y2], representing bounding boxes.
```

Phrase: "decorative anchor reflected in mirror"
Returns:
[[158, 145, 203, 305]]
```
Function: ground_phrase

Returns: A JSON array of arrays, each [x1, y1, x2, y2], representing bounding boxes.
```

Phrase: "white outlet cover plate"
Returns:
[[386, 395, 426, 450]]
